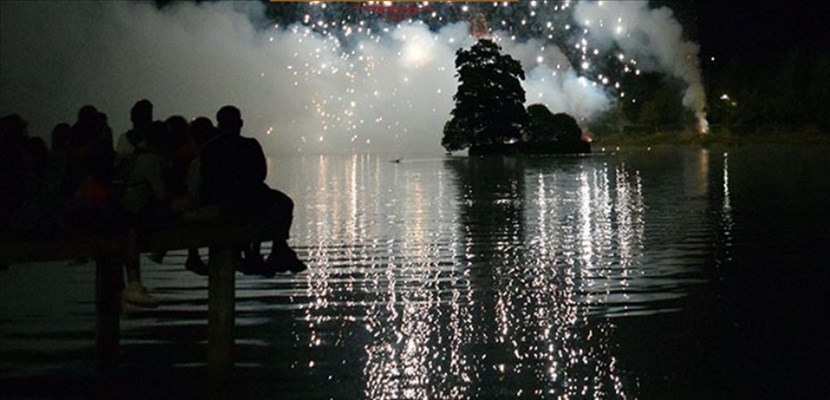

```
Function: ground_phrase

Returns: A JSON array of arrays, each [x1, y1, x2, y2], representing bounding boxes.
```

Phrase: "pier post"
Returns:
[[207, 245, 236, 379], [95, 258, 122, 370]]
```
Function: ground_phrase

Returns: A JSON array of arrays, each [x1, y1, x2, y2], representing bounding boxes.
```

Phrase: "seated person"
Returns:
[[120, 121, 174, 307], [200, 105, 305, 276], [147, 115, 209, 276]]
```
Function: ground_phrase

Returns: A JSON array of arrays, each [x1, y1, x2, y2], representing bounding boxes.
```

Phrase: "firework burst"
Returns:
[[258, 1, 708, 151]]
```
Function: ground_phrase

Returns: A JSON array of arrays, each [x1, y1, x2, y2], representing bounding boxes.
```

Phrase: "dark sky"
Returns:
[[694, 0, 830, 61]]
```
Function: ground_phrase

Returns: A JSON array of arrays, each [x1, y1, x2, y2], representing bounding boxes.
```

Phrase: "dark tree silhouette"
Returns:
[[525, 104, 558, 143], [525, 104, 590, 153], [443, 39, 528, 153]]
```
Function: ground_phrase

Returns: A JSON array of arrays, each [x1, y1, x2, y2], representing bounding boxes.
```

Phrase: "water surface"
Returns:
[[2, 145, 829, 399]]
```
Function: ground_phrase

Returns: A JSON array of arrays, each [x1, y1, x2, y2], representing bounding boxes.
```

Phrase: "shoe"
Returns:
[[122, 282, 159, 308], [185, 256, 209, 276], [238, 255, 274, 277], [265, 247, 307, 274], [148, 250, 167, 264]]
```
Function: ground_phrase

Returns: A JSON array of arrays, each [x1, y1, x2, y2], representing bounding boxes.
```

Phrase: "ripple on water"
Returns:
[[1, 150, 756, 399]]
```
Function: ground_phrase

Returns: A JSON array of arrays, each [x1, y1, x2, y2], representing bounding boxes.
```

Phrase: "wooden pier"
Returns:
[[0, 219, 282, 378]]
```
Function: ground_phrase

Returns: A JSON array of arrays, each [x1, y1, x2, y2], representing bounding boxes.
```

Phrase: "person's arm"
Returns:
[[115, 133, 133, 160], [199, 143, 218, 206], [249, 139, 268, 182], [185, 159, 201, 203], [145, 155, 169, 202]]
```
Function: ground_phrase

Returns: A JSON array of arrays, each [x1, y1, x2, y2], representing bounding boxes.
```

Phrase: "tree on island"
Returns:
[[443, 39, 590, 155], [443, 39, 528, 153], [524, 104, 591, 153]]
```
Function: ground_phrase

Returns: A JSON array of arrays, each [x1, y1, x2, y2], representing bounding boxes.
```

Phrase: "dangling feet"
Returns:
[[265, 245, 307, 274], [122, 281, 159, 308], [236, 243, 307, 277]]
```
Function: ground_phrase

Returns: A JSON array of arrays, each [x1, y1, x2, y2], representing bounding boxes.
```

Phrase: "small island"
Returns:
[[442, 39, 590, 156]]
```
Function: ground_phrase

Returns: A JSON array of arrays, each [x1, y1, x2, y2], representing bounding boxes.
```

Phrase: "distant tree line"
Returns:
[[705, 51, 830, 133], [588, 50, 830, 136]]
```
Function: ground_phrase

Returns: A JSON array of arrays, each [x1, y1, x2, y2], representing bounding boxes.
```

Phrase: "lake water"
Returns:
[[2, 145, 829, 399]]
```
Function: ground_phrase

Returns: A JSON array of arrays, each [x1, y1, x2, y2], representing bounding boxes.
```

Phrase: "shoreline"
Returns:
[[592, 130, 830, 147]]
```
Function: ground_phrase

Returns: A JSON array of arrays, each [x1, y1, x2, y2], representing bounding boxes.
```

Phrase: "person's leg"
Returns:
[[266, 239, 306, 273], [238, 241, 269, 276], [124, 228, 141, 283], [244, 241, 262, 260], [263, 190, 306, 273], [267, 189, 293, 240], [145, 204, 177, 264], [185, 246, 208, 276], [122, 227, 158, 308]]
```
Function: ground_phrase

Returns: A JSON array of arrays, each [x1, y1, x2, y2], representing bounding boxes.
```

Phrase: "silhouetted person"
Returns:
[[96, 111, 114, 156], [200, 105, 305, 275], [121, 121, 173, 221], [69, 106, 115, 183], [177, 116, 220, 275], [117, 99, 153, 164], [183, 116, 217, 206], [41, 124, 75, 231], [21, 136, 49, 200], [189, 116, 215, 148], [9, 125, 71, 239], [51, 123, 72, 153], [0, 114, 30, 237], [0, 116, 58, 239], [163, 115, 192, 196], [48, 123, 75, 205], [65, 106, 117, 234], [147, 115, 209, 275], [120, 121, 175, 308]]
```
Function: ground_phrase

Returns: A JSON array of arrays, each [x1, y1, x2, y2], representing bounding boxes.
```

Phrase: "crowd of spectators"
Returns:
[[1, 101, 306, 308]]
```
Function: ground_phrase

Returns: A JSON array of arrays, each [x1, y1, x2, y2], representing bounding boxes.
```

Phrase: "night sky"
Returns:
[[1, 0, 828, 148], [694, 0, 830, 60]]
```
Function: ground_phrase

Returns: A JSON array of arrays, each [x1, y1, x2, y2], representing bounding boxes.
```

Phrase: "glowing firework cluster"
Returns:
[[0, 1, 708, 154], [252, 1, 708, 150]]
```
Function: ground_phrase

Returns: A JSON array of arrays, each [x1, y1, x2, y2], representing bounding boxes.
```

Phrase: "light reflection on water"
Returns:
[[1, 148, 741, 398], [274, 150, 731, 399]]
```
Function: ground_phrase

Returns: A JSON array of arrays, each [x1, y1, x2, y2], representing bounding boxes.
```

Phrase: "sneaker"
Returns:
[[185, 256, 209, 276], [122, 282, 159, 308]]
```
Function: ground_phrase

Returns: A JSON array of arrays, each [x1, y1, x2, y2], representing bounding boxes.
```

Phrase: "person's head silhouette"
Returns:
[[76, 105, 98, 127], [131, 99, 153, 129], [190, 116, 216, 145], [216, 105, 243, 136]]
